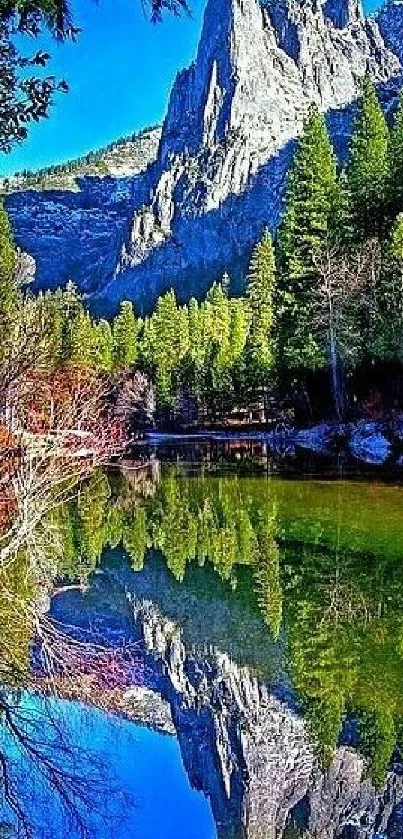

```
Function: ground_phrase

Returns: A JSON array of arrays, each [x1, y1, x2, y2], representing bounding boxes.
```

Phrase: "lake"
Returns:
[[1, 444, 403, 839]]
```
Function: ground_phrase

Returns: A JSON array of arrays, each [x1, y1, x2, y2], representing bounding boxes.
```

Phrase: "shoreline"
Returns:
[[143, 418, 403, 469]]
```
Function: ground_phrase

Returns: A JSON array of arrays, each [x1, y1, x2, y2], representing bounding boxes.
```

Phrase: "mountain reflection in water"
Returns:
[[1, 450, 403, 838]]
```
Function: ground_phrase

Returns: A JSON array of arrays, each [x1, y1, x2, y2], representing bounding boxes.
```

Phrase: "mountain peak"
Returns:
[[159, 0, 399, 170]]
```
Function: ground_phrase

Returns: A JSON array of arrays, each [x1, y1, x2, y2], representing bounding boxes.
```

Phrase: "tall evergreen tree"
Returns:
[[40, 289, 65, 369], [203, 281, 234, 409], [389, 90, 403, 215], [278, 106, 339, 281], [76, 471, 110, 579], [346, 77, 390, 237], [113, 300, 138, 371], [277, 106, 339, 369], [371, 213, 403, 362], [150, 289, 180, 408], [94, 319, 113, 372], [245, 231, 276, 383], [139, 315, 157, 370], [229, 298, 249, 366], [69, 309, 94, 369]]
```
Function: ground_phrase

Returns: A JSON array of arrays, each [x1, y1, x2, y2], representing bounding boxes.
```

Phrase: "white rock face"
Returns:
[[5, 0, 403, 313]]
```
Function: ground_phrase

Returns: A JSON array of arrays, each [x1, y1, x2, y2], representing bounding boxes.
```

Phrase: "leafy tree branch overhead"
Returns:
[[0, 0, 190, 153]]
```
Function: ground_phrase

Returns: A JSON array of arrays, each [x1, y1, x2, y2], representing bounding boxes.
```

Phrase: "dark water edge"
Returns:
[[140, 425, 403, 481]]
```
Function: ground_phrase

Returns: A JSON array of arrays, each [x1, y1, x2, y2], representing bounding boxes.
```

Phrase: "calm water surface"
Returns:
[[2, 445, 403, 838]]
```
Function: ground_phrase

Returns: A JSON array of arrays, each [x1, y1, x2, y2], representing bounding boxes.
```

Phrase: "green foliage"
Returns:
[[5, 80, 403, 426], [70, 309, 95, 369], [105, 504, 124, 549], [371, 214, 403, 360], [245, 231, 276, 384], [123, 507, 148, 571], [278, 106, 339, 280], [0, 200, 19, 365], [277, 106, 339, 369], [0, 555, 36, 686], [93, 319, 113, 372], [76, 471, 111, 575], [346, 77, 390, 237], [145, 289, 180, 407], [59, 281, 84, 363], [389, 90, 403, 215], [358, 709, 396, 788], [22, 463, 403, 791], [253, 506, 282, 639], [113, 300, 138, 371]]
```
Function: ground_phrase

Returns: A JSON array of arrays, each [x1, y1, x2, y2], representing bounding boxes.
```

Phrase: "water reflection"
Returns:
[[2, 455, 403, 837]]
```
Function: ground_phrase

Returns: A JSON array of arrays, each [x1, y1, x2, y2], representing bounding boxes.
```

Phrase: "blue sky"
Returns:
[[0, 0, 381, 176]]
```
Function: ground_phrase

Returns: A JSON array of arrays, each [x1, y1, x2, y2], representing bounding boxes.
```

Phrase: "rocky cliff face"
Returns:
[[5, 0, 403, 313], [52, 554, 403, 839], [378, 0, 403, 64]]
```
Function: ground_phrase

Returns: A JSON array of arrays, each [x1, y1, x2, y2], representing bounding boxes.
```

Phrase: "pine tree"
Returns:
[[151, 289, 180, 408], [389, 90, 403, 215], [69, 309, 94, 369], [178, 298, 204, 403], [139, 315, 157, 369], [206, 281, 231, 351], [277, 106, 339, 369], [204, 280, 233, 406], [254, 504, 282, 639], [371, 213, 403, 362], [346, 77, 390, 237], [113, 300, 138, 371], [76, 471, 110, 579], [105, 504, 124, 549], [245, 231, 276, 382], [278, 106, 339, 281], [177, 305, 190, 361], [187, 297, 203, 370], [93, 319, 113, 372], [0, 201, 19, 366], [123, 508, 148, 571], [187, 298, 201, 360]]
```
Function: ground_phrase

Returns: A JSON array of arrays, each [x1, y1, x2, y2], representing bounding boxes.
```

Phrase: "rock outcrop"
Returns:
[[5, 0, 403, 314]]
